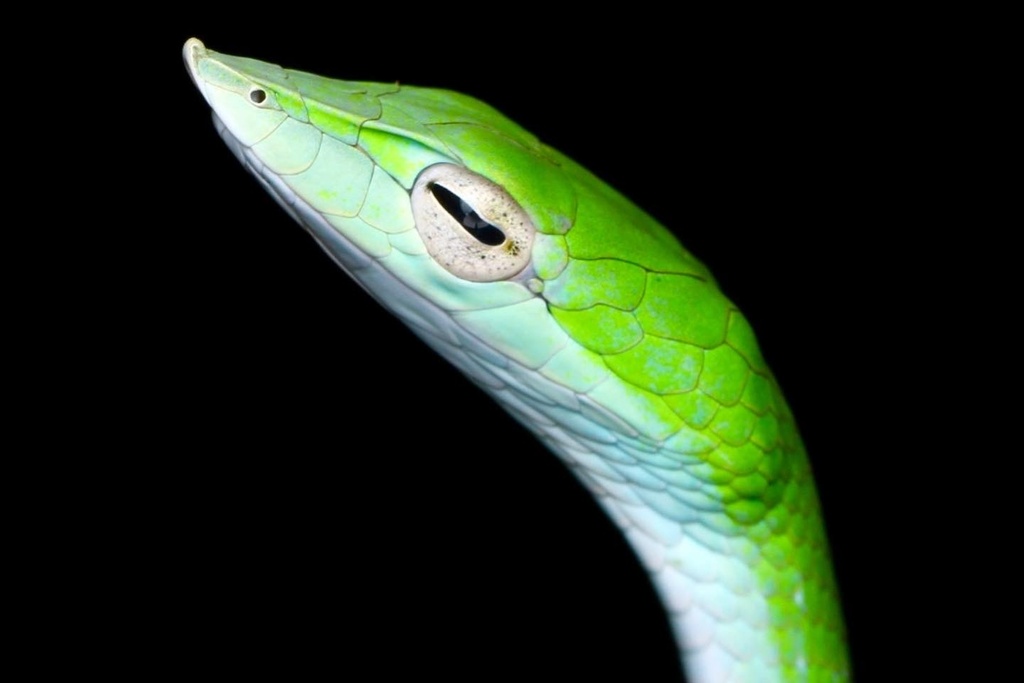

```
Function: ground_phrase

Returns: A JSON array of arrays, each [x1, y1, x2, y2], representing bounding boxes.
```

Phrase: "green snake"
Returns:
[[183, 38, 849, 682]]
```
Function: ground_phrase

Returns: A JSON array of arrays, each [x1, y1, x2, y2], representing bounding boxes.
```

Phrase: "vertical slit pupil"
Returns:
[[430, 183, 505, 246]]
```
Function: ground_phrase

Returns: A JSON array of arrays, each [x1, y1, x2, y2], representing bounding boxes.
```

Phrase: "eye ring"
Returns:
[[411, 164, 536, 283]]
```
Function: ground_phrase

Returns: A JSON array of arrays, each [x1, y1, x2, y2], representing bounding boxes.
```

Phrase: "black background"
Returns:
[[35, 11, 968, 681]]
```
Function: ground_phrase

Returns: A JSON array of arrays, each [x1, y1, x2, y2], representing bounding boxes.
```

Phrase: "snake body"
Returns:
[[184, 39, 849, 682]]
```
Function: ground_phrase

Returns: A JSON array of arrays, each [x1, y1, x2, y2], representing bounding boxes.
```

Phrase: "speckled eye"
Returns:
[[411, 164, 535, 282]]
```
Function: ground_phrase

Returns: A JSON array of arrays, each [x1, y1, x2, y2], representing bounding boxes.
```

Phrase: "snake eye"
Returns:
[[411, 164, 535, 282]]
